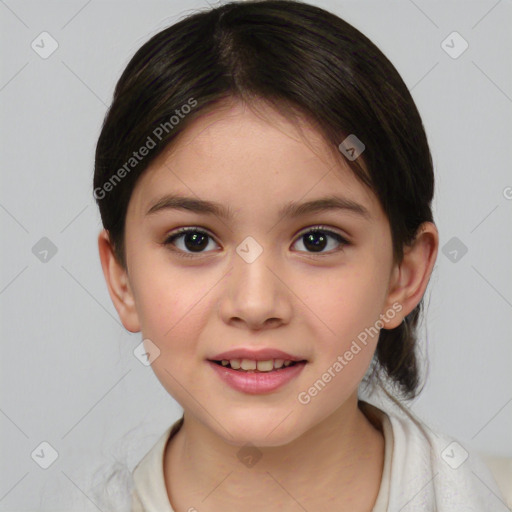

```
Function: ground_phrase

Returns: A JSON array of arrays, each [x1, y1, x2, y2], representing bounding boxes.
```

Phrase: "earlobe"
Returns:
[[382, 222, 439, 329], [97, 230, 141, 333]]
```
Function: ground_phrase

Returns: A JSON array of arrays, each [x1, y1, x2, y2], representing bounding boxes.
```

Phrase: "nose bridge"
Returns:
[[233, 234, 278, 300], [220, 235, 289, 327]]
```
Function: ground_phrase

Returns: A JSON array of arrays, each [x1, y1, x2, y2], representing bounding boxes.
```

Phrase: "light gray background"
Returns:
[[1, 0, 511, 510]]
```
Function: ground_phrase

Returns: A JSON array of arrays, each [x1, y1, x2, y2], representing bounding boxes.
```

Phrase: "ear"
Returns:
[[381, 222, 438, 329], [97, 229, 141, 333]]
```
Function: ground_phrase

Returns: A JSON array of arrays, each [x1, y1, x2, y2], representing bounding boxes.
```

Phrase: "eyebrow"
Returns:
[[146, 193, 370, 220]]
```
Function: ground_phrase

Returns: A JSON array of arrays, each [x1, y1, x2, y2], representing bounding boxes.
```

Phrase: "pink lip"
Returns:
[[209, 348, 305, 362], [207, 360, 307, 394]]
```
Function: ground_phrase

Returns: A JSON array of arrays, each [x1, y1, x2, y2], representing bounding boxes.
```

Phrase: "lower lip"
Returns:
[[207, 360, 306, 394]]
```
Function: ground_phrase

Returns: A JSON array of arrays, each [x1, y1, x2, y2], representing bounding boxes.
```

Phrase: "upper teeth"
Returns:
[[220, 358, 294, 372]]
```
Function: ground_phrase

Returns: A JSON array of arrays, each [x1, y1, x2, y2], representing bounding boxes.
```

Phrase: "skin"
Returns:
[[98, 98, 438, 511]]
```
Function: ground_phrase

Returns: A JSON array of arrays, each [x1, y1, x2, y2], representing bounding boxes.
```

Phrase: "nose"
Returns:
[[218, 246, 292, 331]]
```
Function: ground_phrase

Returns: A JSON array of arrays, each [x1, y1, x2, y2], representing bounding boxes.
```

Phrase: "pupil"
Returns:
[[304, 231, 326, 252], [185, 232, 208, 252]]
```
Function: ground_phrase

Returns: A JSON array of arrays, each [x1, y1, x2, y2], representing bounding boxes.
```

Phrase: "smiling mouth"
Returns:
[[209, 359, 307, 372]]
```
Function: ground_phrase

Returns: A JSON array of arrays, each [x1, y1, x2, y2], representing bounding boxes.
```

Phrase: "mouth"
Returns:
[[209, 358, 307, 373], [207, 357, 308, 394]]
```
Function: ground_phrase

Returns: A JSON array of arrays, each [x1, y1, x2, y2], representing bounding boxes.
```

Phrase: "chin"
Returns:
[[210, 409, 308, 448]]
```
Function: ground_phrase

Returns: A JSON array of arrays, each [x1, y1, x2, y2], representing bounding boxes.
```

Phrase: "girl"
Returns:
[[93, 1, 507, 510]]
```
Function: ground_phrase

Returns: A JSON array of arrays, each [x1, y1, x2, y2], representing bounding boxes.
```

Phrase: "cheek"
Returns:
[[302, 264, 388, 345], [124, 217, 201, 335], [295, 251, 391, 404], [129, 249, 211, 350], [131, 262, 216, 398], [295, 268, 384, 414]]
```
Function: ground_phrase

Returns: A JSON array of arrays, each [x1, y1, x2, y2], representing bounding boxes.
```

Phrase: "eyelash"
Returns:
[[163, 225, 350, 259]]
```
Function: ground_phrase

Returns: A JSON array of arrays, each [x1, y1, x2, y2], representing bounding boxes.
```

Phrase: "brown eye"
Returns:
[[293, 227, 349, 254], [164, 227, 219, 257]]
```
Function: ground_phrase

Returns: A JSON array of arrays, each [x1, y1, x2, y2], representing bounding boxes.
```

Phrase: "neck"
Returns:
[[164, 393, 385, 512]]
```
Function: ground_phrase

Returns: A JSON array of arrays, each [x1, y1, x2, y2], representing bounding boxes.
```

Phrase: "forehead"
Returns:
[[127, 100, 381, 222]]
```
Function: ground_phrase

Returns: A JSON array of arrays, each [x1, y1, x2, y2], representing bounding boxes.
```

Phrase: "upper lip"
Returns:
[[209, 348, 306, 362]]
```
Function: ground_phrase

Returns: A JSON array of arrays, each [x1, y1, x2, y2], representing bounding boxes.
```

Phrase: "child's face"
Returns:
[[120, 100, 402, 445]]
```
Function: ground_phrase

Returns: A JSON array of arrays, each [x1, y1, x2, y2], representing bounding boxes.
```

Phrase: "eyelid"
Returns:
[[167, 226, 216, 239], [294, 224, 349, 241]]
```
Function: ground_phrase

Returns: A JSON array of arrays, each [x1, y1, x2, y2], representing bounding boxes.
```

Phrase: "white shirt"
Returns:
[[130, 396, 506, 511]]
